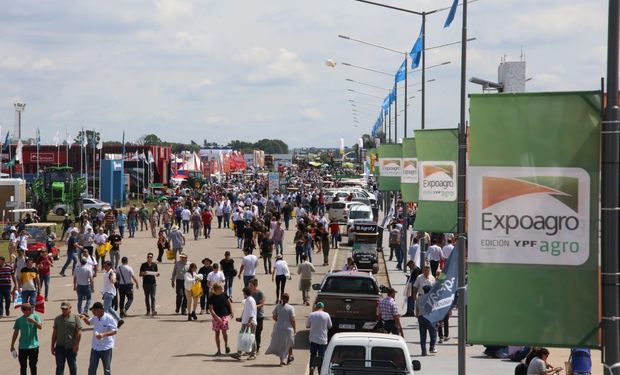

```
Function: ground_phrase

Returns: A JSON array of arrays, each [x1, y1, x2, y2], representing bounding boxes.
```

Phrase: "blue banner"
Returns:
[[395, 59, 406, 83], [409, 26, 423, 69], [419, 245, 458, 323], [444, 0, 459, 28]]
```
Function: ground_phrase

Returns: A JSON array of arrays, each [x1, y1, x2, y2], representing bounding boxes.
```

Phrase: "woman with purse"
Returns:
[[183, 263, 203, 321], [265, 293, 296, 366]]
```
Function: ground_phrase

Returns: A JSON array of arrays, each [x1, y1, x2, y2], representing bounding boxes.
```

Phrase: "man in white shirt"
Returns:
[[93, 228, 108, 272], [237, 248, 258, 288], [442, 238, 455, 261], [307, 302, 332, 375], [74, 257, 95, 315], [181, 207, 191, 234], [81, 302, 118, 375], [426, 239, 443, 277], [206, 263, 226, 289], [231, 287, 257, 361], [100, 261, 124, 327], [116, 257, 139, 318]]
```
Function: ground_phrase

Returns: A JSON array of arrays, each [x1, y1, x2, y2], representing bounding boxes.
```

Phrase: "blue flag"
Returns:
[[395, 59, 407, 83], [419, 245, 459, 324], [409, 26, 423, 69], [444, 0, 458, 28], [2, 131, 10, 154], [389, 87, 397, 105], [382, 95, 390, 113]]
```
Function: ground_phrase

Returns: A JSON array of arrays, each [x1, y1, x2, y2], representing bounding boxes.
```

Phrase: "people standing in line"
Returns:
[[60, 230, 82, 277], [51, 302, 82, 375], [0, 256, 17, 317], [198, 258, 213, 314], [220, 251, 235, 297], [11, 303, 43, 375], [80, 302, 117, 375], [100, 261, 124, 327], [265, 293, 296, 366], [171, 253, 189, 315], [184, 262, 203, 321], [116, 257, 139, 318], [230, 287, 257, 361], [208, 282, 233, 356], [272, 254, 290, 304], [168, 226, 185, 262], [238, 248, 258, 288], [307, 302, 332, 375], [139, 252, 159, 316], [248, 278, 265, 354], [297, 254, 315, 306], [19, 258, 40, 307], [107, 229, 122, 269], [73, 258, 94, 315], [378, 288, 403, 336]]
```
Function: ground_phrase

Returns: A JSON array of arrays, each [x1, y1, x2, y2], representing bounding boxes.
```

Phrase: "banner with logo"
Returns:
[[412, 129, 458, 233], [377, 144, 402, 191], [467, 92, 601, 348], [400, 138, 418, 203], [419, 246, 458, 323]]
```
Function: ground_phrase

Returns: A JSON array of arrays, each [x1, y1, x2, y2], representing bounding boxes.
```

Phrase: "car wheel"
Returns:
[[55, 208, 65, 216]]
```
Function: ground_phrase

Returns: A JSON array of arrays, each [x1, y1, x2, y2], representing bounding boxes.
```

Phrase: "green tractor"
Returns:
[[184, 171, 207, 190], [31, 166, 86, 221]]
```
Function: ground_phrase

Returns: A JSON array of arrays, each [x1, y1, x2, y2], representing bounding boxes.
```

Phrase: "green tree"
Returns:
[[75, 130, 101, 147], [140, 134, 162, 146]]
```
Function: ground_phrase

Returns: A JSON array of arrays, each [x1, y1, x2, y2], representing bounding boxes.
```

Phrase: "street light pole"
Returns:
[[14, 103, 25, 141]]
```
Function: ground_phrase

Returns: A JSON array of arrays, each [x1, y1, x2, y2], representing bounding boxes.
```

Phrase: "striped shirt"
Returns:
[[379, 296, 399, 321], [0, 264, 14, 286]]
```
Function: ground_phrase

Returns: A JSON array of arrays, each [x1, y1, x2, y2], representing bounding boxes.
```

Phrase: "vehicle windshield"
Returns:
[[322, 276, 378, 294], [331, 203, 345, 210], [26, 227, 48, 243], [349, 210, 370, 219]]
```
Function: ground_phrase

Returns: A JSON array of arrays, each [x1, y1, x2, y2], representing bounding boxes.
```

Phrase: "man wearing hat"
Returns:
[[80, 302, 117, 375], [11, 303, 43, 375], [306, 301, 332, 375], [52, 302, 82, 375], [168, 225, 185, 262], [171, 253, 189, 315], [378, 287, 403, 337]]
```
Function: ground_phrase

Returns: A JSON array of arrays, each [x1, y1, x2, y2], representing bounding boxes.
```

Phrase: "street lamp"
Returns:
[[14, 103, 26, 140]]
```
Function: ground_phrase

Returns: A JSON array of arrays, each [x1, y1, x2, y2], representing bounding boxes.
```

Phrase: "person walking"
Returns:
[[316, 224, 330, 266], [260, 232, 274, 274], [0, 256, 17, 317], [11, 303, 43, 375], [208, 282, 233, 356], [73, 258, 94, 315], [220, 251, 235, 297], [139, 252, 159, 316], [248, 278, 265, 354], [168, 226, 185, 262], [191, 209, 202, 240], [93, 228, 108, 272], [18, 257, 40, 308], [414, 266, 437, 356], [272, 221, 284, 255], [201, 208, 213, 238], [238, 248, 258, 288], [265, 293, 296, 366], [139, 204, 149, 232], [307, 302, 332, 375], [198, 258, 213, 314], [107, 229, 122, 269], [181, 206, 191, 234], [60, 230, 81, 277], [51, 302, 82, 375], [116, 210, 127, 239], [378, 288, 403, 336], [149, 210, 159, 238], [80, 302, 117, 375], [171, 253, 189, 315], [297, 254, 315, 306], [100, 261, 124, 327], [272, 254, 290, 303], [116, 257, 139, 318], [427, 239, 443, 277], [230, 287, 257, 361], [36, 251, 52, 301], [155, 230, 169, 263], [184, 262, 203, 321]]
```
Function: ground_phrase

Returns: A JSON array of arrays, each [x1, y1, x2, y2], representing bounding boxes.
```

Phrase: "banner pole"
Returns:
[[457, 0, 468, 374], [602, 0, 620, 373]]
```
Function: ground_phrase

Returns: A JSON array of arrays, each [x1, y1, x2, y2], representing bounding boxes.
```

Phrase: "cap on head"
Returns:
[[315, 302, 325, 309], [179, 253, 188, 258], [60, 301, 71, 309]]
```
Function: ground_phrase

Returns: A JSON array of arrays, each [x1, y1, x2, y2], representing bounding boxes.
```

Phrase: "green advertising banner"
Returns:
[[413, 129, 458, 233], [377, 144, 402, 191], [467, 91, 601, 348], [401, 138, 418, 203]]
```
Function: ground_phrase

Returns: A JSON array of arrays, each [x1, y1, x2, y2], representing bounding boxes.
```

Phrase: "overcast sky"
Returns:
[[0, 0, 607, 148]]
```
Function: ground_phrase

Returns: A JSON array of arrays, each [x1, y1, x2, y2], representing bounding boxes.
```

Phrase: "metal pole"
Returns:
[[602, 1, 620, 374], [388, 100, 392, 142], [421, 13, 426, 131], [404, 55, 408, 137], [457, 0, 469, 374], [394, 83, 398, 141]]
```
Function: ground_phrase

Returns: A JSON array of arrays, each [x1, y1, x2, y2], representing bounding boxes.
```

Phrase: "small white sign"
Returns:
[[379, 158, 402, 177], [401, 158, 418, 184], [418, 161, 457, 201]]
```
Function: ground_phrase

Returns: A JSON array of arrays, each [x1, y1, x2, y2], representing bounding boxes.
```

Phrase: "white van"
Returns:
[[319, 332, 421, 375]]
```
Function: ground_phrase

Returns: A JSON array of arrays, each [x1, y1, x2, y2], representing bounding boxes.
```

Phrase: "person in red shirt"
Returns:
[[328, 221, 341, 249], [37, 250, 53, 301], [201, 209, 213, 239]]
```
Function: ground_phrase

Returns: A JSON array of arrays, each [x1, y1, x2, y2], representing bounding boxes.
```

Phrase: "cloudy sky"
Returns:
[[0, 0, 607, 148]]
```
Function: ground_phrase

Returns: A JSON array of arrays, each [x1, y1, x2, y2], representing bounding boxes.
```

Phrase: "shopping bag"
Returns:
[[35, 294, 45, 314], [191, 281, 203, 298], [12, 290, 22, 309], [231, 222, 235, 231], [96, 244, 107, 257], [237, 327, 255, 353], [166, 249, 175, 260]]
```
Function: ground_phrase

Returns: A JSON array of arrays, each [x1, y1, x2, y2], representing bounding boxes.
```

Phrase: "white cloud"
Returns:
[[51, 110, 75, 120], [303, 108, 322, 120], [203, 116, 230, 125], [155, 0, 194, 24], [32, 58, 54, 70], [244, 47, 312, 84]]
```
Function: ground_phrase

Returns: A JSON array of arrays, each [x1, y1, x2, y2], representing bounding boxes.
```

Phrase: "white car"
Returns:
[[319, 332, 421, 375], [52, 198, 112, 216], [328, 201, 363, 223], [346, 205, 374, 245]]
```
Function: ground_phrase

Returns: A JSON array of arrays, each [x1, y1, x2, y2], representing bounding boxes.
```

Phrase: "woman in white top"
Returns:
[[271, 254, 291, 304], [184, 262, 203, 321]]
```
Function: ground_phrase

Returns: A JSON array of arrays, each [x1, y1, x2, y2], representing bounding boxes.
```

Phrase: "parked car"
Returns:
[[312, 271, 386, 333], [319, 332, 421, 375], [52, 198, 111, 216], [24, 223, 60, 260], [329, 201, 364, 223]]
